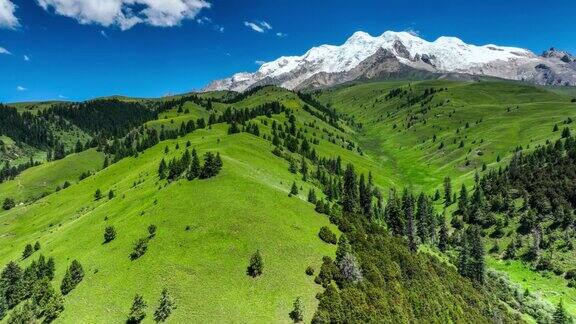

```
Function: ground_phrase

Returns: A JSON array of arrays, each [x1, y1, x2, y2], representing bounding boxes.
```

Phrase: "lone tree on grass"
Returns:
[[148, 225, 157, 238], [127, 294, 147, 324], [289, 297, 304, 322], [104, 226, 117, 243], [2, 198, 15, 210], [290, 181, 299, 196], [94, 189, 102, 200], [131, 238, 148, 260], [22, 244, 33, 259], [60, 260, 84, 295], [154, 288, 176, 323], [247, 250, 264, 277]]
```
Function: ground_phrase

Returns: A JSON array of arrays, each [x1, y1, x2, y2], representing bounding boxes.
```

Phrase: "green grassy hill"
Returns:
[[1, 81, 576, 322]]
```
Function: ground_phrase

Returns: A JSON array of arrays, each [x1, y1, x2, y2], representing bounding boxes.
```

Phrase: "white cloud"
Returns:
[[37, 0, 211, 30], [255, 60, 265, 65], [214, 25, 223, 33], [276, 32, 286, 37], [100, 30, 107, 37], [244, 20, 274, 33], [58, 94, 68, 99], [0, 46, 11, 55], [404, 28, 420, 37], [16, 86, 27, 91], [0, 0, 19, 29], [196, 16, 211, 24], [244, 21, 264, 33], [259, 21, 272, 30], [23, 54, 30, 61]]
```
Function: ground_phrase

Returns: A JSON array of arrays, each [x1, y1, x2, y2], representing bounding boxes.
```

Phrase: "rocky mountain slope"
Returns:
[[205, 31, 576, 91]]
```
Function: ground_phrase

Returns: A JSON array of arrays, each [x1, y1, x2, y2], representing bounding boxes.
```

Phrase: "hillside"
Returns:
[[1, 81, 575, 322]]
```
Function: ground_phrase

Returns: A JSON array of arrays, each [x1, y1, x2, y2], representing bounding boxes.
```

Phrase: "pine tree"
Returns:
[[158, 158, 167, 179], [61, 260, 84, 295], [438, 215, 448, 252], [289, 297, 304, 322], [1, 261, 23, 308], [22, 244, 33, 259], [94, 188, 102, 200], [247, 250, 264, 277], [335, 235, 352, 263], [468, 226, 485, 284], [187, 149, 200, 180], [458, 184, 469, 218], [443, 177, 452, 206], [307, 188, 317, 204], [404, 192, 417, 251], [290, 181, 299, 196], [104, 226, 117, 243], [108, 189, 115, 199], [154, 288, 176, 323], [288, 159, 298, 173], [553, 300, 572, 324], [385, 190, 404, 236], [127, 294, 147, 324], [416, 193, 429, 244], [359, 174, 372, 217], [342, 164, 358, 214], [300, 156, 308, 181]]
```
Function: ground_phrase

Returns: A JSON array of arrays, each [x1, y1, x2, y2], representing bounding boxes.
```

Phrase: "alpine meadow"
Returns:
[[1, 1, 576, 323]]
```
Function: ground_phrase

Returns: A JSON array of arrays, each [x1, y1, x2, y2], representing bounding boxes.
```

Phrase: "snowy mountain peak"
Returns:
[[204, 31, 576, 92]]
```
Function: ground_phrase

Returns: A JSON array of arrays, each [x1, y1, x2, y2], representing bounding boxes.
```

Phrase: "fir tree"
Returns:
[[385, 190, 404, 236], [403, 192, 417, 252], [307, 188, 317, 204], [34, 241, 41, 251], [359, 174, 372, 217], [300, 157, 308, 181], [94, 188, 102, 200], [158, 158, 167, 179], [247, 250, 264, 277], [108, 189, 115, 199], [104, 226, 117, 243], [127, 294, 147, 324], [289, 297, 304, 322], [458, 184, 469, 218], [438, 215, 448, 252], [290, 181, 299, 196], [443, 177, 452, 206], [154, 288, 176, 323], [342, 164, 358, 214], [416, 193, 429, 244], [22, 244, 33, 259], [186, 149, 200, 180], [553, 300, 572, 324]]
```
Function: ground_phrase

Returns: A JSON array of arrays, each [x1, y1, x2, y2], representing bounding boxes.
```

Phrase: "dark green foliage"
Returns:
[[342, 164, 358, 214], [384, 190, 404, 236], [60, 260, 84, 295], [553, 300, 571, 324], [290, 181, 299, 196], [199, 152, 223, 179], [458, 226, 485, 285], [186, 149, 200, 180], [307, 188, 317, 204], [127, 294, 147, 324], [247, 250, 264, 277], [318, 226, 337, 244], [7, 302, 35, 324], [1, 261, 23, 309], [562, 127, 571, 138], [131, 238, 148, 260], [94, 188, 102, 200], [2, 198, 15, 211], [289, 297, 304, 322], [154, 288, 175, 323], [108, 190, 115, 199], [22, 244, 33, 259], [104, 226, 117, 243], [305, 266, 314, 276], [443, 177, 452, 206], [33, 241, 41, 251], [148, 225, 157, 237]]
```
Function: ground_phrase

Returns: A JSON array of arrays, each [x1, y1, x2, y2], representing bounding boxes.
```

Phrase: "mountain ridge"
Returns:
[[205, 31, 576, 91]]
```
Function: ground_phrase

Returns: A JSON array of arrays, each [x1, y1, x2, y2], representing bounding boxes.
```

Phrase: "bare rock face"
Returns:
[[204, 31, 576, 92]]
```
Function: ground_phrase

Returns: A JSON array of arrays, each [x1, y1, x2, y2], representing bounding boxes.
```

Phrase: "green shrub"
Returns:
[[318, 226, 337, 244]]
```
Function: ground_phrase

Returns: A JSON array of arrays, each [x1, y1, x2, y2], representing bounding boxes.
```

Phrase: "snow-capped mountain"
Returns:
[[204, 31, 576, 92]]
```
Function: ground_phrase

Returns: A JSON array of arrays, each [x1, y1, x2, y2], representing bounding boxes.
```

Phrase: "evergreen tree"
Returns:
[[186, 149, 200, 180], [127, 294, 147, 324], [385, 190, 404, 236], [289, 297, 304, 322], [403, 192, 417, 251], [443, 177, 452, 206], [468, 226, 485, 284], [553, 300, 572, 324], [247, 250, 264, 277], [438, 215, 448, 252], [290, 181, 299, 196], [2, 198, 15, 210], [153, 288, 175, 323], [342, 164, 358, 214], [60, 260, 84, 295], [416, 193, 429, 244], [104, 226, 117, 243], [458, 184, 469, 218], [34, 241, 41, 251], [1, 261, 23, 308], [22, 244, 33, 259], [94, 188, 102, 200], [335, 235, 352, 263], [359, 174, 372, 217], [158, 158, 167, 179], [108, 190, 115, 199], [300, 157, 308, 181], [307, 188, 317, 204]]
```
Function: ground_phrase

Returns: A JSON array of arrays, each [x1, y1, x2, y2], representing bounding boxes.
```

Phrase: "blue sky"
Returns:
[[1, 0, 575, 102]]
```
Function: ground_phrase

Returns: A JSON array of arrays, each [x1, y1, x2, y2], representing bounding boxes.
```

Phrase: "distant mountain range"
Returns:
[[204, 31, 576, 91]]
